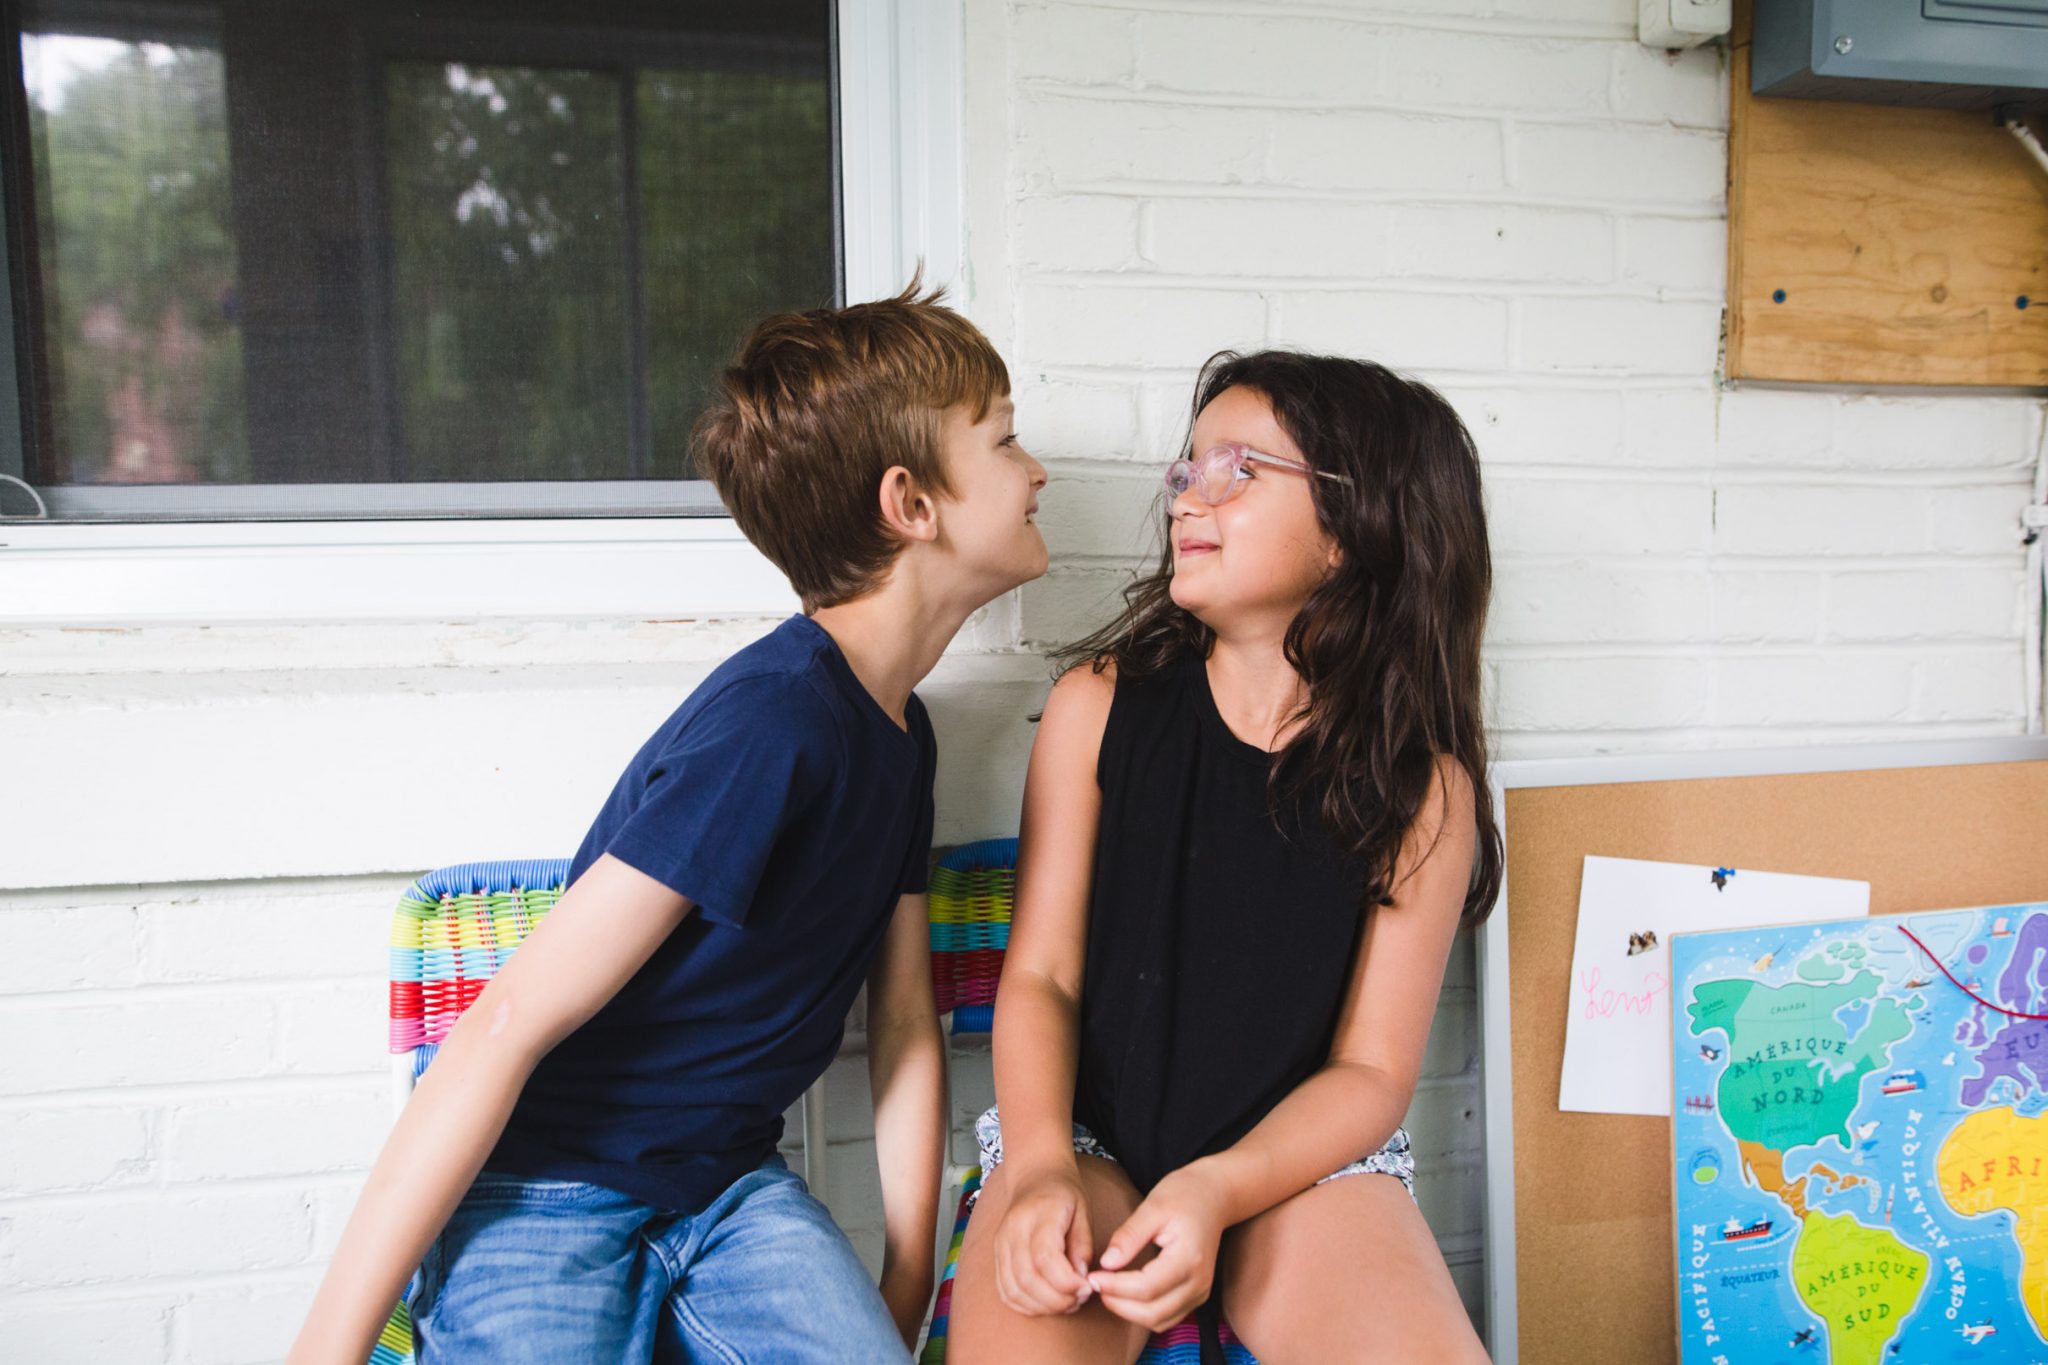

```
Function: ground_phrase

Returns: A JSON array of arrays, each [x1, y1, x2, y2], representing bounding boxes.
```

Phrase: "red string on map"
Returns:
[[1896, 924, 2048, 1021]]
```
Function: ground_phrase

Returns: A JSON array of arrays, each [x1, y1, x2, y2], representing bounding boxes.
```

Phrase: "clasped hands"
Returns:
[[990, 1163, 1230, 1335]]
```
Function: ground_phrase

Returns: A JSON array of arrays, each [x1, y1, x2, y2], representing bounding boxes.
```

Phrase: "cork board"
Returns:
[[1726, 4, 2048, 387], [1497, 757, 2048, 1365]]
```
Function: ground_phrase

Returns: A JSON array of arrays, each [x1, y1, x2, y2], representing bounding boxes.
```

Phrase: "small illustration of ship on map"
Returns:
[[1880, 1069, 1924, 1096], [1720, 1215, 1772, 1242]]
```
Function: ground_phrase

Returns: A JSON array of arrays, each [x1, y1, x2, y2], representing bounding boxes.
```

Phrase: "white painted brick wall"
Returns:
[[7, 1, 2044, 1359]]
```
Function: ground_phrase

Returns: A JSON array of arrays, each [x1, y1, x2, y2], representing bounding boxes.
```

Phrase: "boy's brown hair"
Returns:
[[695, 279, 1011, 611]]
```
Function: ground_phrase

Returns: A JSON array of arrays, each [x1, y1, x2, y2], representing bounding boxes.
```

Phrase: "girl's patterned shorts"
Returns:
[[968, 1105, 1416, 1209]]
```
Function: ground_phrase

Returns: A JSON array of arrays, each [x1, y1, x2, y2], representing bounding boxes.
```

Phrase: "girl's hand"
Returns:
[[992, 1164, 1095, 1317], [1087, 1166, 1229, 1334]]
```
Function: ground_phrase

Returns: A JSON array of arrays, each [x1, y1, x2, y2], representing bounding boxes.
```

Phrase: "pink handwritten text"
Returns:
[[1580, 967, 1669, 1020]]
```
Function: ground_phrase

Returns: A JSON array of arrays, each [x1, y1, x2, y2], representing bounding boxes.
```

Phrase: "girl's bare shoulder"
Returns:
[[1049, 657, 1116, 704], [1036, 659, 1117, 759]]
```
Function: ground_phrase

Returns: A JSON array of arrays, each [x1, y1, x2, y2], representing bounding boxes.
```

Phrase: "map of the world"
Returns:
[[1673, 903, 2048, 1364]]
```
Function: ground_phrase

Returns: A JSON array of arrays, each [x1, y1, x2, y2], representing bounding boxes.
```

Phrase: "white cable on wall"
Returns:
[[1987, 110, 2047, 733], [2005, 109, 2048, 181], [2027, 413, 2048, 736]]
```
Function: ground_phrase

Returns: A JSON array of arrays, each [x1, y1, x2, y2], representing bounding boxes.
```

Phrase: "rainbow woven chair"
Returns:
[[921, 839, 1258, 1365], [372, 860, 572, 1365], [373, 858, 836, 1365]]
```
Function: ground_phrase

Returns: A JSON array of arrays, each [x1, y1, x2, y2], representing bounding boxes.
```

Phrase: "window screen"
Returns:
[[5, 0, 836, 519]]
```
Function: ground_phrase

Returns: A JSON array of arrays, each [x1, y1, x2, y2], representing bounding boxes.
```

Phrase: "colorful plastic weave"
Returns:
[[928, 837, 1016, 1034], [920, 1167, 1258, 1365], [388, 859, 570, 1056], [380, 859, 570, 1365], [369, 1300, 412, 1365]]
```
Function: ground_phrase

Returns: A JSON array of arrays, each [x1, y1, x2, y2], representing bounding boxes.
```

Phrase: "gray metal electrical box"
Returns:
[[1753, 0, 2048, 108]]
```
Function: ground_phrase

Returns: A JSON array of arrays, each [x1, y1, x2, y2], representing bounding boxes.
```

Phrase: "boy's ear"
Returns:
[[877, 465, 940, 544]]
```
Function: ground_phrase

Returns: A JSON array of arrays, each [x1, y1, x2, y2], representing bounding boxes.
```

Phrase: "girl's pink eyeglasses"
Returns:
[[1164, 441, 1351, 506]]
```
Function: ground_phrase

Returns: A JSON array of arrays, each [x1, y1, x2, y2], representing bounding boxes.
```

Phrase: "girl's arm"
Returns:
[[287, 855, 692, 1365], [866, 890, 947, 1346], [1090, 759, 1477, 1332], [986, 664, 1114, 1315]]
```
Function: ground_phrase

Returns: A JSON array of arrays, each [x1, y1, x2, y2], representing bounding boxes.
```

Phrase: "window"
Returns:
[[4, 0, 837, 520]]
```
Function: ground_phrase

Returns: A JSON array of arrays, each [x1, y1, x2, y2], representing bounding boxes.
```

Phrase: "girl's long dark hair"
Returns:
[[1054, 350, 1504, 923]]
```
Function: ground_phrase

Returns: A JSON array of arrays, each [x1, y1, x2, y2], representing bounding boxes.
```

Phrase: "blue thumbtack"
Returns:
[[1771, 289, 1787, 304]]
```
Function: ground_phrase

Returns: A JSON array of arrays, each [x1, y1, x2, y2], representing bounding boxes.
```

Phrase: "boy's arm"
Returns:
[[865, 889, 947, 1347], [288, 855, 692, 1365]]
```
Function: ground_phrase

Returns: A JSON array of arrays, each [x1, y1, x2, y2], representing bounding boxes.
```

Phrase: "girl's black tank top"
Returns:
[[1075, 655, 1371, 1196]]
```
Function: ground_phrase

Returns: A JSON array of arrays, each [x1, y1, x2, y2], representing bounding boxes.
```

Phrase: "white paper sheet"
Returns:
[[1556, 855, 1869, 1115]]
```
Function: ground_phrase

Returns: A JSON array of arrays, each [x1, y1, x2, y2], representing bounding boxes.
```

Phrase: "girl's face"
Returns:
[[1169, 385, 1339, 631]]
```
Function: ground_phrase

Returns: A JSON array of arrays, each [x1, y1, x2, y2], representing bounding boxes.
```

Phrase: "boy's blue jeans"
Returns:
[[408, 1154, 910, 1364]]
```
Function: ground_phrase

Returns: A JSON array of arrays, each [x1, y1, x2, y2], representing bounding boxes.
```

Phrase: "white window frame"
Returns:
[[0, 0, 963, 627]]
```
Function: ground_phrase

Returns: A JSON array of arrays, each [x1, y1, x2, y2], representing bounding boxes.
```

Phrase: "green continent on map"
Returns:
[[1687, 971, 1910, 1165], [1791, 1211, 1929, 1365]]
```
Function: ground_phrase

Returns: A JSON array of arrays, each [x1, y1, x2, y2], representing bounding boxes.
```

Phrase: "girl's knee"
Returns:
[[1353, 1299, 1490, 1365]]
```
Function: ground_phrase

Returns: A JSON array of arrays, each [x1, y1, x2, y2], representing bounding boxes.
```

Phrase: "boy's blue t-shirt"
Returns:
[[487, 614, 936, 1214]]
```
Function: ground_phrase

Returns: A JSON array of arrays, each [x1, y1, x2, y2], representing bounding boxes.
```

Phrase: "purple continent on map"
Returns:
[[1959, 912, 2048, 1108]]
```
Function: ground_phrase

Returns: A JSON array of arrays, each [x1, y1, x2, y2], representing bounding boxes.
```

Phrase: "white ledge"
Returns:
[[0, 518, 797, 626]]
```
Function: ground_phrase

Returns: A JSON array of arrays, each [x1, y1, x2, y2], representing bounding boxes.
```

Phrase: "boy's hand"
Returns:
[[992, 1164, 1094, 1317], [1087, 1166, 1228, 1335], [879, 1260, 934, 1348]]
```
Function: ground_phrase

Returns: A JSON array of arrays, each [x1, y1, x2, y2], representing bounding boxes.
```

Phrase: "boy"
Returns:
[[291, 283, 1048, 1364]]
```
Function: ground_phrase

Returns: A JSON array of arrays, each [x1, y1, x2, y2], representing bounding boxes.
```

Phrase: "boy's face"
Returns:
[[932, 395, 1049, 597]]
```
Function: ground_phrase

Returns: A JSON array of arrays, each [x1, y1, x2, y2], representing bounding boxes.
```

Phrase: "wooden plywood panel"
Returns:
[[1727, 8, 2048, 387], [1504, 760, 2048, 1365]]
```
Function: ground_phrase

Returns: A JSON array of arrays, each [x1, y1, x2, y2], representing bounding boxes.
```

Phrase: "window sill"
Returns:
[[0, 517, 797, 626]]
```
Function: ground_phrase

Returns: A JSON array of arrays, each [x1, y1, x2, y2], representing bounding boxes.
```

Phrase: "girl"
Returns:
[[947, 351, 1502, 1364]]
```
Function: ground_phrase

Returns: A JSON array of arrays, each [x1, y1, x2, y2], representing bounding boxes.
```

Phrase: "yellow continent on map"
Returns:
[[1936, 1106, 2048, 1340]]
